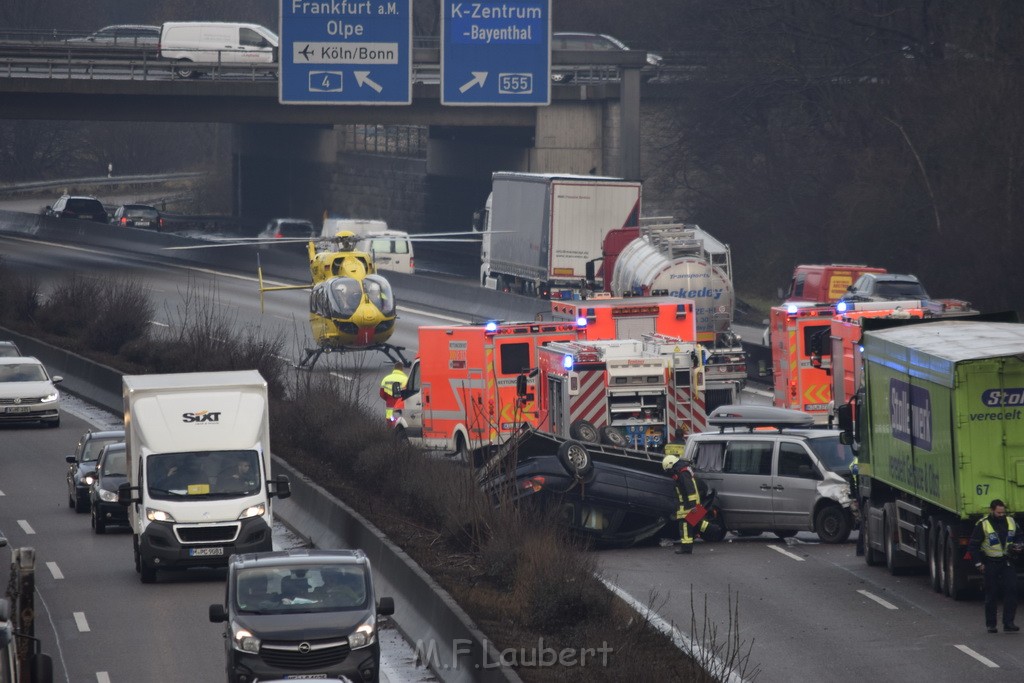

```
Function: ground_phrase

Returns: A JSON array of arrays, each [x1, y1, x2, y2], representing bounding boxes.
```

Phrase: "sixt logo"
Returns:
[[181, 410, 222, 424], [981, 388, 1024, 407]]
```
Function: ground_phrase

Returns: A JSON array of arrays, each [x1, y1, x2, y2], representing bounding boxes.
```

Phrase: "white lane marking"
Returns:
[[74, 612, 90, 632], [955, 644, 999, 668], [767, 544, 804, 561], [46, 562, 64, 580], [17, 520, 34, 535], [34, 589, 72, 682], [0, 489, 4, 496], [397, 304, 471, 324], [856, 589, 898, 610], [149, 320, 169, 328], [600, 578, 748, 683], [96, 673, 111, 683]]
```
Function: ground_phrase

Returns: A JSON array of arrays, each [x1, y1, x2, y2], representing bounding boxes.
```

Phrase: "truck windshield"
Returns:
[[234, 565, 369, 614], [807, 436, 855, 473], [147, 450, 261, 498]]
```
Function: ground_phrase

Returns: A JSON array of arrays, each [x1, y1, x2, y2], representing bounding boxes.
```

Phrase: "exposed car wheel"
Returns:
[[556, 440, 593, 477], [928, 518, 943, 592], [568, 420, 599, 444], [815, 505, 852, 544], [140, 561, 157, 584], [599, 426, 629, 447], [174, 59, 195, 78], [861, 500, 884, 566], [452, 434, 470, 462], [393, 426, 409, 442], [133, 536, 142, 573], [74, 491, 90, 513], [67, 489, 75, 509], [92, 508, 106, 535]]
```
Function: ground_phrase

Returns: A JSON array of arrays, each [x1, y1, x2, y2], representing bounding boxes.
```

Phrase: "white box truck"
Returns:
[[479, 172, 642, 299], [118, 370, 290, 583]]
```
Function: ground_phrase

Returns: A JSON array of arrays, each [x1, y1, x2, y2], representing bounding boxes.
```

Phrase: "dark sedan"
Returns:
[[90, 442, 128, 534], [479, 427, 677, 547], [65, 429, 124, 513]]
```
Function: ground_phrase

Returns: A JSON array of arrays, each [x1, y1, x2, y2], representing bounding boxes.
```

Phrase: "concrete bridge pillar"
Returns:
[[232, 124, 336, 229]]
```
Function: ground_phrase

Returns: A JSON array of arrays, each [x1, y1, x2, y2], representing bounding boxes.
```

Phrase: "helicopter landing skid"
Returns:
[[296, 343, 412, 370]]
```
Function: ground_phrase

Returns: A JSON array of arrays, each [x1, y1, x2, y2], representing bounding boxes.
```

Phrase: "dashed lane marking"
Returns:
[[955, 644, 999, 668], [767, 544, 804, 561], [856, 589, 898, 610], [17, 520, 34, 535], [46, 562, 64, 580], [74, 612, 90, 632], [96, 673, 111, 683]]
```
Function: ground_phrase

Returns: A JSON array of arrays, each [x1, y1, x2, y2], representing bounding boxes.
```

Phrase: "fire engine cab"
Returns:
[[551, 296, 698, 343], [769, 301, 837, 422], [393, 320, 586, 459]]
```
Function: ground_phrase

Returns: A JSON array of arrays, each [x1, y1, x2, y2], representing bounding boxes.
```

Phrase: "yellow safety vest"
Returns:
[[980, 516, 1017, 559], [380, 370, 407, 396]]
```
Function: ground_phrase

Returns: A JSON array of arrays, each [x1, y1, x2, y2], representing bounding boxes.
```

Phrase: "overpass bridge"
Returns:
[[0, 42, 675, 226]]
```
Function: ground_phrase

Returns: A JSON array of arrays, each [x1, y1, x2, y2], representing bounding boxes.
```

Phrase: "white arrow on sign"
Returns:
[[459, 72, 488, 93], [354, 71, 382, 93]]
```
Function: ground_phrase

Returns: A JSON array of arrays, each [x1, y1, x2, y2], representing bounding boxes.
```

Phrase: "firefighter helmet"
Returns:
[[662, 454, 679, 471]]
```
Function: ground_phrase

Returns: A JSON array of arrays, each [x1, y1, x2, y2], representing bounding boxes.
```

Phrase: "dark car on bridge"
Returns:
[[90, 442, 128, 534], [478, 426, 677, 547], [45, 195, 108, 223]]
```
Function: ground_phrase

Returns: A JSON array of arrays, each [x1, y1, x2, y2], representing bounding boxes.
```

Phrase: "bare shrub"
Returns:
[[0, 257, 40, 323], [36, 274, 104, 338], [82, 277, 154, 354]]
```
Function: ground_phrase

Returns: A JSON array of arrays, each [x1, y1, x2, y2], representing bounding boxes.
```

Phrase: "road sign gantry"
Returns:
[[280, 0, 413, 105]]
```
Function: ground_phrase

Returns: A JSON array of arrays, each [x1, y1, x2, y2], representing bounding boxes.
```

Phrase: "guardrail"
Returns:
[[0, 171, 205, 196]]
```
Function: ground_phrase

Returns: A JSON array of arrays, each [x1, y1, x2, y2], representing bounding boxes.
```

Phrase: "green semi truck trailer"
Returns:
[[838, 320, 1024, 599]]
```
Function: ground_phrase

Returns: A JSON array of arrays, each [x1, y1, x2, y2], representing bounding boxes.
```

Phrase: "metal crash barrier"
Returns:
[[2, 540, 53, 683]]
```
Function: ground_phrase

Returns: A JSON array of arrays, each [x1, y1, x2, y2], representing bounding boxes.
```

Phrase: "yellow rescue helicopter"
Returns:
[[258, 230, 407, 369], [170, 228, 484, 369]]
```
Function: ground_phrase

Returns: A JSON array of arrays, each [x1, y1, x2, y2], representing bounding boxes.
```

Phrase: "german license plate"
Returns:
[[4, 406, 30, 414], [136, 220, 150, 227], [188, 546, 224, 557]]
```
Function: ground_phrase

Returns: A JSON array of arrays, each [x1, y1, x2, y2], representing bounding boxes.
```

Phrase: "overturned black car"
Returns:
[[477, 426, 683, 548]]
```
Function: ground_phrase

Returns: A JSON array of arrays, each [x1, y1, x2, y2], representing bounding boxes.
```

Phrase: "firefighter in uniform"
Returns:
[[967, 499, 1020, 633], [662, 453, 709, 554], [379, 362, 408, 421]]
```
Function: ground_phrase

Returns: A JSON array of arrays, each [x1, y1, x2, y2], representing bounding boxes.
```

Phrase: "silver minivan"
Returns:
[[684, 406, 856, 543]]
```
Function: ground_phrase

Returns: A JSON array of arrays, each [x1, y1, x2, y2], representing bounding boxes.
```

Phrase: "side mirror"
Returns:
[[66, 455, 77, 464], [117, 482, 136, 506], [273, 475, 291, 500], [377, 596, 395, 616], [0, 533, 6, 548], [209, 604, 228, 623], [52, 375, 64, 384], [391, 381, 402, 396]]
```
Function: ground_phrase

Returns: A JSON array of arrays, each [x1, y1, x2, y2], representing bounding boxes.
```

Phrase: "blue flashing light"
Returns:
[[786, 304, 799, 314], [837, 301, 848, 313], [576, 316, 588, 328], [484, 321, 498, 334], [563, 355, 574, 371], [858, 345, 864, 353]]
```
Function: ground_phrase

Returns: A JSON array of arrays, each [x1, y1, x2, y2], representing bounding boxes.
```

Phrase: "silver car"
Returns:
[[0, 357, 62, 428], [684, 405, 856, 543]]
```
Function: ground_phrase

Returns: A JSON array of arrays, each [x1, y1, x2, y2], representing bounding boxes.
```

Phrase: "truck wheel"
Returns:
[[928, 518, 944, 592], [861, 500, 884, 566], [569, 420, 599, 443], [943, 527, 968, 600], [556, 440, 593, 477], [815, 505, 852, 544], [599, 426, 628, 447], [883, 503, 904, 575]]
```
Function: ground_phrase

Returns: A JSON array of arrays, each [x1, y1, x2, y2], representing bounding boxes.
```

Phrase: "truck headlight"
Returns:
[[40, 390, 59, 403], [348, 614, 377, 649], [237, 503, 266, 520], [98, 488, 118, 503], [146, 507, 175, 522], [230, 622, 260, 654]]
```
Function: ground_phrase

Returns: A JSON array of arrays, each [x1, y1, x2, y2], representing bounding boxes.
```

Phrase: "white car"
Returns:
[[0, 357, 62, 428]]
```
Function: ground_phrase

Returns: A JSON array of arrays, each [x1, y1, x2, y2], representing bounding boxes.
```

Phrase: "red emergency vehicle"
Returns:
[[393, 320, 585, 458], [551, 296, 698, 342], [769, 302, 837, 422]]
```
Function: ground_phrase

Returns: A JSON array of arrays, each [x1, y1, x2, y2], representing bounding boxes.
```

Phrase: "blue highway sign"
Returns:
[[441, 0, 550, 106], [280, 0, 412, 105]]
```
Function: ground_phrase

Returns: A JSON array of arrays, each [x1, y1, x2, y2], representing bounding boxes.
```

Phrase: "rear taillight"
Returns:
[[120, 217, 128, 225], [275, 232, 283, 238], [159, 217, 165, 228], [409, 257, 414, 269]]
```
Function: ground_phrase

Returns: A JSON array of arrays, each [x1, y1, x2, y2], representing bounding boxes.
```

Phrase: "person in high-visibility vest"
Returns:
[[662, 453, 709, 555], [967, 499, 1021, 633], [379, 362, 408, 421], [663, 425, 689, 458]]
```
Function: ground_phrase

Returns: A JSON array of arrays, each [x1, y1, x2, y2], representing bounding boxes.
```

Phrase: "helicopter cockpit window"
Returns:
[[363, 275, 395, 316], [326, 278, 363, 317]]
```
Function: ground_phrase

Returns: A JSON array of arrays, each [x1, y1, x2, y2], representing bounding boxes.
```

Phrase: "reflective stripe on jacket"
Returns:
[[980, 516, 1017, 559]]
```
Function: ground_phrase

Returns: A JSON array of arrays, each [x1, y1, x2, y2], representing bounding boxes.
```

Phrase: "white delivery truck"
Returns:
[[118, 370, 290, 583], [159, 21, 278, 78], [479, 172, 642, 299]]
